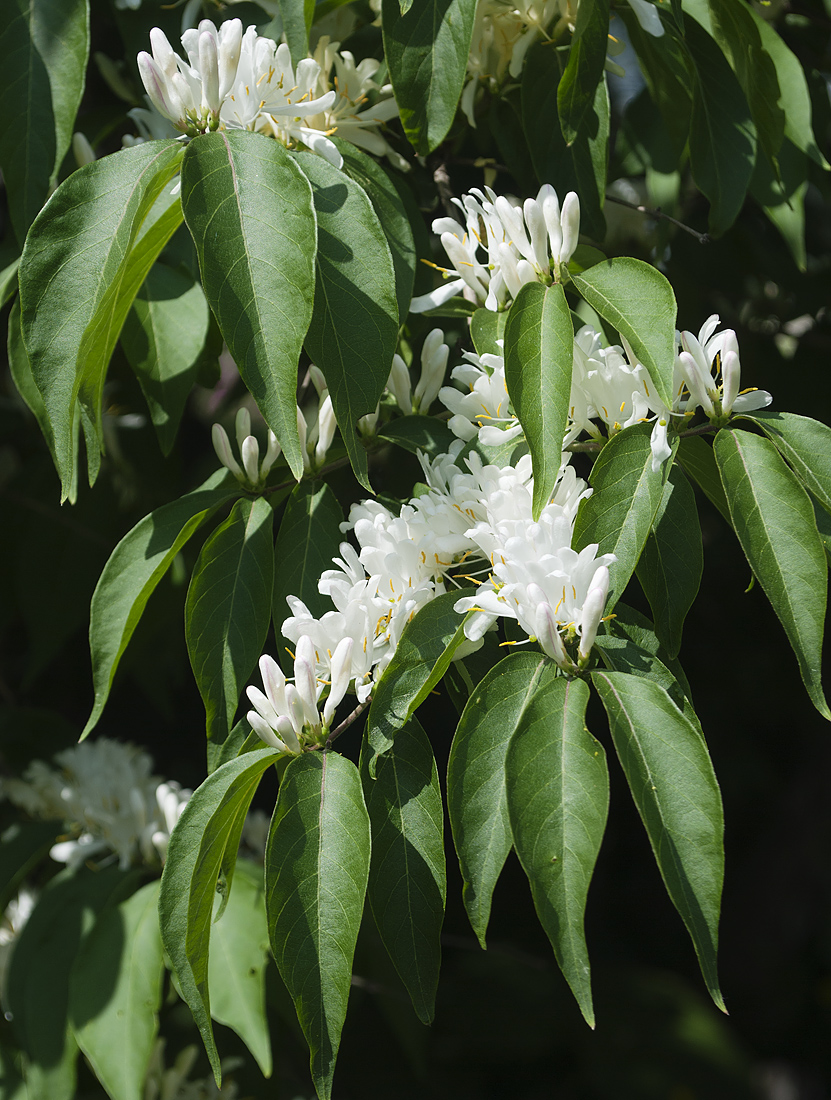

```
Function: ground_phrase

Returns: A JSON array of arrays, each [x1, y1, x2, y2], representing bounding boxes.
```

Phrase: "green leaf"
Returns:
[[265, 752, 370, 1100], [336, 139, 416, 322], [714, 428, 830, 720], [684, 15, 757, 237], [522, 42, 608, 240], [557, 0, 611, 146], [592, 670, 725, 1011], [365, 589, 474, 776], [504, 281, 574, 519], [601, 601, 695, 703], [635, 465, 703, 658], [621, 16, 692, 158], [70, 881, 164, 1100], [747, 3, 829, 170], [706, 0, 784, 173], [447, 652, 545, 947], [181, 131, 317, 480], [208, 860, 272, 1078], [572, 422, 673, 611], [279, 0, 315, 65], [0, 0, 89, 243], [295, 151, 399, 492], [377, 415, 457, 458], [739, 411, 831, 518], [0, 254, 20, 307], [19, 141, 184, 500], [271, 480, 344, 650], [676, 434, 731, 524], [159, 749, 281, 1082], [571, 258, 677, 410], [83, 470, 240, 739], [470, 308, 507, 358], [381, 0, 478, 154], [186, 496, 275, 770], [360, 717, 445, 1024], [506, 674, 607, 1027], [121, 262, 209, 456], [6, 866, 134, 1100], [594, 632, 692, 722]]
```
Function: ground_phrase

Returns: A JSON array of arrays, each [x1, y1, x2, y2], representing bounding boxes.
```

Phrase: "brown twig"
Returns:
[[326, 696, 372, 748], [605, 193, 710, 243]]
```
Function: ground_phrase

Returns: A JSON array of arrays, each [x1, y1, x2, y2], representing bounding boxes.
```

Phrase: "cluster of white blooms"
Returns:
[[678, 315, 772, 424], [0, 740, 190, 870], [137, 19, 401, 168], [410, 183, 580, 313], [386, 328, 451, 417]]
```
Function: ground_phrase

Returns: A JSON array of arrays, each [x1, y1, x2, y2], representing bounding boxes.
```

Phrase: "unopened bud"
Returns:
[[387, 353, 412, 412], [559, 192, 580, 267], [578, 566, 609, 662]]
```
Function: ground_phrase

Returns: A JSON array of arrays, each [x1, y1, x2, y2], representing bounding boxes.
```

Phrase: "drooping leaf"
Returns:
[[594, 632, 695, 727], [295, 151, 399, 491], [83, 470, 240, 739], [684, 15, 757, 237], [6, 866, 134, 1100], [185, 496, 275, 770], [571, 258, 677, 410], [69, 881, 164, 1100], [592, 670, 725, 1011], [0, 254, 20, 306], [522, 42, 608, 239], [572, 422, 673, 611], [714, 428, 830, 720], [676, 434, 731, 524], [447, 652, 546, 947], [739, 411, 831, 518], [0, 0, 89, 243], [121, 262, 209, 455], [557, 0, 611, 146], [504, 281, 574, 519], [7, 298, 59, 469], [181, 130, 317, 480], [636, 465, 703, 658], [208, 860, 272, 1078], [360, 718, 445, 1024], [158, 749, 281, 1082], [381, 0, 478, 154], [19, 141, 184, 500], [336, 139, 416, 321], [265, 752, 370, 1100], [621, 15, 692, 158], [506, 674, 607, 1027], [365, 589, 475, 775], [746, 2, 829, 170], [601, 601, 695, 705]]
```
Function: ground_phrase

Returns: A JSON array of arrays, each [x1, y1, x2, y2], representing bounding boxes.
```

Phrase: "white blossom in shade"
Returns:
[[306, 37, 406, 169], [678, 315, 771, 424], [410, 184, 580, 314], [0, 740, 190, 870], [221, 29, 340, 165], [439, 348, 523, 446], [212, 407, 281, 490], [299, 381, 338, 472]]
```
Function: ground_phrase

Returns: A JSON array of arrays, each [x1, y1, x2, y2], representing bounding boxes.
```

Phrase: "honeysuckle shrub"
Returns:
[[1, 1, 829, 1098]]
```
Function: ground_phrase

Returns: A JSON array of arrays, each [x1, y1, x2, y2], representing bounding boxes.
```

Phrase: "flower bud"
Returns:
[[261, 430, 282, 476], [413, 329, 449, 413], [315, 395, 336, 466], [559, 192, 580, 267], [678, 350, 715, 418], [297, 405, 311, 473], [721, 349, 740, 416], [578, 566, 609, 661], [387, 354, 413, 412], [247, 709, 289, 753], [260, 654, 287, 714], [534, 601, 569, 667], [323, 636, 354, 725], [241, 435, 261, 486], [198, 29, 220, 114], [72, 133, 95, 167], [217, 19, 243, 99], [542, 189, 563, 261], [212, 423, 244, 480]]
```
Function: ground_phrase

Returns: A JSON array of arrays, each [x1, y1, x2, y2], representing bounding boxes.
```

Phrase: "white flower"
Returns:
[[410, 184, 580, 314], [212, 407, 281, 490], [307, 37, 406, 169], [438, 347, 523, 446], [0, 740, 190, 870], [678, 315, 772, 424], [387, 330, 451, 415]]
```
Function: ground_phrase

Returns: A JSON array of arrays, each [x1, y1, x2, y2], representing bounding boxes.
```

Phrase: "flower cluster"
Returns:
[[137, 19, 401, 168], [213, 407, 282, 491], [0, 739, 190, 869], [410, 183, 580, 313]]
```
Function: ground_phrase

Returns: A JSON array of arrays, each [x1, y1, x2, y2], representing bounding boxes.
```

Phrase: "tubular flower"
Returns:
[[212, 408, 281, 490], [410, 184, 580, 314], [677, 315, 772, 426]]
